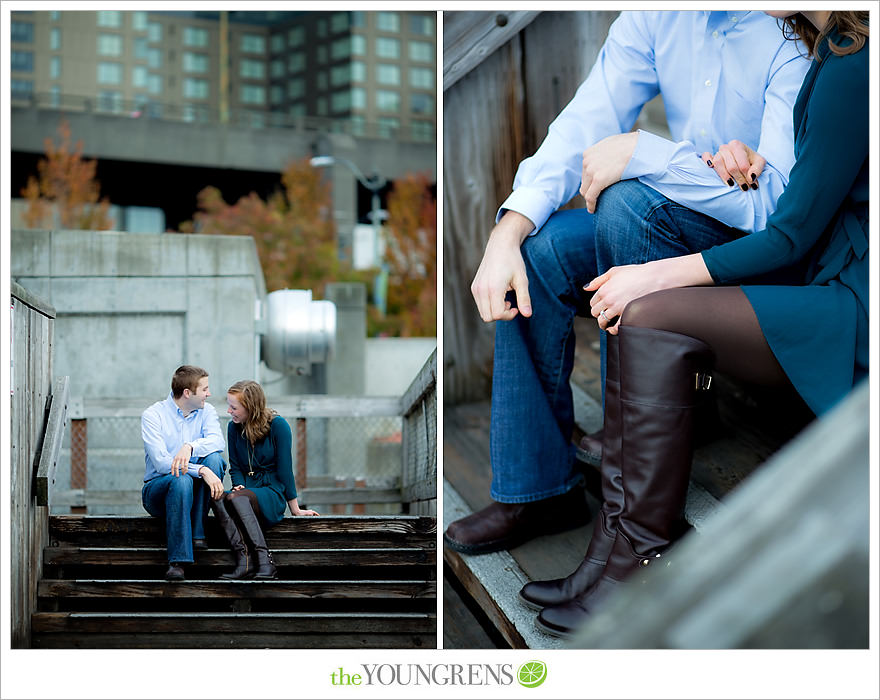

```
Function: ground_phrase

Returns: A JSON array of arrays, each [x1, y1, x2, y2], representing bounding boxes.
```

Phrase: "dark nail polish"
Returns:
[[740, 183, 749, 192], [707, 159, 714, 167], [727, 178, 734, 186], [750, 183, 758, 190], [751, 173, 756, 182]]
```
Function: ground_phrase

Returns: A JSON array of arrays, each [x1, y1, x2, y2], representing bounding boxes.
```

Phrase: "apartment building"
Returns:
[[9, 9, 436, 141]]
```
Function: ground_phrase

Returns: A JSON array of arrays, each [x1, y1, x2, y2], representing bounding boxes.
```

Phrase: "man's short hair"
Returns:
[[171, 365, 208, 398]]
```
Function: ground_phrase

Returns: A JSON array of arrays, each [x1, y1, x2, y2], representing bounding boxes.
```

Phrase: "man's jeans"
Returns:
[[142, 451, 226, 564], [490, 180, 741, 503]]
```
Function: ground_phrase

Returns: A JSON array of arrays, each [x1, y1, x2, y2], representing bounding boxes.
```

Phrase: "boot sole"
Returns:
[[534, 617, 573, 639], [517, 591, 546, 612]]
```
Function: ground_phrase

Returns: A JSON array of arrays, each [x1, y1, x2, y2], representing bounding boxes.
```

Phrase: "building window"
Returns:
[[377, 64, 400, 86], [148, 48, 162, 68], [183, 26, 207, 47], [49, 85, 62, 107], [98, 90, 123, 113], [270, 85, 283, 105], [351, 35, 367, 57], [378, 116, 400, 138], [351, 11, 367, 28], [240, 59, 265, 79], [11, 79, 34, 98], [287, 26, 304, 47], [409, 67, 434, 90], [316, 96, 327, 115], [350, 114, 366, 135], [317, 19, 327, 38], [148, 21, 162, 42], [133, 65, 148, 87], [316, 71, 328, 91], [287, 78, 304, 99], [330, 65, 350, 87], [241, 33, 265, 53], [351, 87, 366, 110], [49, 11, 61, 21], [376, 37, 400, 59], [132, 12, 149, 31], [147, 73, 162, 95], [376, 89, 400, 112], [134, 37, 148, 59], [331, 90, 351, 112], [11, 22, 34, 43], [183, 52, 208, 73], [330, 12, 349, 33], [316, 45, 328, 65], [410, 92, 434, 115], [97, 11, 122, 28], [270, 34, 284, 52], [50, 27, 61, 50], [289, 103, 306, 118], [409, 14, 435, 36], [184, 77, 209, 99], [98, 33, 123, 56], [351, 60, 366, 82], [377, 12, 400, 32], [287, 52, 305, 73], [409, 40, 433, 63], [270, 58, 285, 78], [98, 62, 123, 84], [330, 38, 350, 61], [241, 84, 266, 105], [411, 120, 434, 141], [12, 50, 34, 72], [50, 56, 61, 79]]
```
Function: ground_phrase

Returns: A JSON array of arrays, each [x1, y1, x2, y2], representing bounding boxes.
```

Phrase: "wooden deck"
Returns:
[[442, 315, 815, 648]]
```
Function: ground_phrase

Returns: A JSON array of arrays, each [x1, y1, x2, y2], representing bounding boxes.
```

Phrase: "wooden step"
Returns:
[[48, 515, 437, 549], [44, 546, 434, 568], [31, 611, 436, 649], [39, 578, 437, 601]]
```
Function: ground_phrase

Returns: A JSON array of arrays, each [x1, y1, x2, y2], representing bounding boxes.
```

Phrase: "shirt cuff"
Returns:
[[622, 130, 677, 180], [496, 187, 557, 235]]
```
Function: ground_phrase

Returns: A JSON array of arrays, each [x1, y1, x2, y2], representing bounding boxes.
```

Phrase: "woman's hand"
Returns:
[[701, 140, 766, 191], [584, 255, 713, 334], [288, 497, 319, 517]]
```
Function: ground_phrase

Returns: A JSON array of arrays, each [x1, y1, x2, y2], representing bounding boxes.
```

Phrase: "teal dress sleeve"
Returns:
[[270, 416, 297, 500], [227, 421, 246, 487], [701, 44, 868, 283]]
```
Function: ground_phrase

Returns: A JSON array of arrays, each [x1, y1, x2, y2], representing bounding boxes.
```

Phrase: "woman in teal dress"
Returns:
[[526, 10, 869, 637], [210, 380, 318, 580]]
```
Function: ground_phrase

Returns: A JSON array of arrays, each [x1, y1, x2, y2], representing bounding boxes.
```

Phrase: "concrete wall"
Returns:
[[365, 337, 437, 396]]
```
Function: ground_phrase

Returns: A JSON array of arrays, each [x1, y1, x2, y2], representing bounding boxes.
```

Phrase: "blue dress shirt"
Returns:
[[141, 394, 225, 482], [499, 10, 811, 234]]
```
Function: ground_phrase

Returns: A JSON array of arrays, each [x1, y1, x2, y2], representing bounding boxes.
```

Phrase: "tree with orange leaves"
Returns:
[[20, 120, 113, 230]]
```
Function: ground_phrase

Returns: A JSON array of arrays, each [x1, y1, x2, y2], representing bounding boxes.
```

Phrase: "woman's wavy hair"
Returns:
[[781, 11, 869, 60], [228, 380, 277, 444]]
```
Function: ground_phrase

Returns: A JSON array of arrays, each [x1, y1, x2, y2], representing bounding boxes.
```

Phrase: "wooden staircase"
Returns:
[[32, 514, 437, 649]]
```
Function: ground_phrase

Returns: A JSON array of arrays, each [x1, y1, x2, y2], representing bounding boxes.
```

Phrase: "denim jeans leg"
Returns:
[[490, 209, 598, 503], [190, 452, 227, 540], [142, 475, 195, 564], [593, 180, 745, 407]]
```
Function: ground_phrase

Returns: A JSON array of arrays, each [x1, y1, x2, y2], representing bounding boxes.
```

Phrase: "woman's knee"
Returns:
[[619, 290, 672, 329]]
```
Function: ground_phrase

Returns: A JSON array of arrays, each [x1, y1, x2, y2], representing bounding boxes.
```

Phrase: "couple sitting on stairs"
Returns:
[[141, 365, 319, 582]]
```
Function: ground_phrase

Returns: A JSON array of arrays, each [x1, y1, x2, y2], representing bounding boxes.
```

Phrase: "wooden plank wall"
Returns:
[[10, 281, 56, 648], [443, 11, 619, 403]]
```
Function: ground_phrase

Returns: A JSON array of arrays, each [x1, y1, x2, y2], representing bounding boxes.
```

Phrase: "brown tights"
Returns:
[[620, 287, 790, 388]]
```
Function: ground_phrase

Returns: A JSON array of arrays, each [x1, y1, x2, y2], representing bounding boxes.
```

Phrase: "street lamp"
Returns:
[[310, 155, 390, 316]]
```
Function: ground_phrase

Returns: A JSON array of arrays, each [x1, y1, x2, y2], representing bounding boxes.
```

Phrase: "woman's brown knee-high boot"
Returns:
[[210, 498, 253, 580], [518, 332, 625, 610], [227, 495, 277, 580], [537, 325, 713, 637]]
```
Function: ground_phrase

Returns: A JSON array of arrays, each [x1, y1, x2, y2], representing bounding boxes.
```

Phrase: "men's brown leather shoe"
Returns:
[[443, 487, 591, 554]]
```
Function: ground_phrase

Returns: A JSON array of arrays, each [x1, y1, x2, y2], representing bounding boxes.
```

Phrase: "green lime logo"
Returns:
[[517, 660, 547, 688]]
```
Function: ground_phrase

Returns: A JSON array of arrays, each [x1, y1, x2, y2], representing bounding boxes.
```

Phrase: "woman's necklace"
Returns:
[[247, 439, 255, 477]]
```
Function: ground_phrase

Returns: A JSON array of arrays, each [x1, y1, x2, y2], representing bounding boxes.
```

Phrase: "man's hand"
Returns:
[[199, 466, 225, 500], [171, 444, 193, 477], [580, 132, 639, 213], [702, 140, 765, 191], [470, 211, 535, 322]]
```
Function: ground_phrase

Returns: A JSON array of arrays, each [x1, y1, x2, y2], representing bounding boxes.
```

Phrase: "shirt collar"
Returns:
[[166, 392, 200, 419]]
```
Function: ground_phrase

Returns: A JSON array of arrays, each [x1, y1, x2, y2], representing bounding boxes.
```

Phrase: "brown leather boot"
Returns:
[[519, 333, 624, 610], [227, 495, 277, 580], [211, 498, 252, 580], [536, 326, 713, 638]]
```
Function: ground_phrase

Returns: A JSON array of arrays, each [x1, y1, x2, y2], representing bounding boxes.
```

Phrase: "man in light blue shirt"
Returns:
[[142, 365, 226, 580], [447, 12, 810, 556]]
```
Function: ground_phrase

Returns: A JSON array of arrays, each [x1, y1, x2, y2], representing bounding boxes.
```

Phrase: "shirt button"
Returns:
[[712, 30, 719, 38], [700, 128, 707, 137], [704, 79, 712, 87], [731, 16, 738, 22]]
